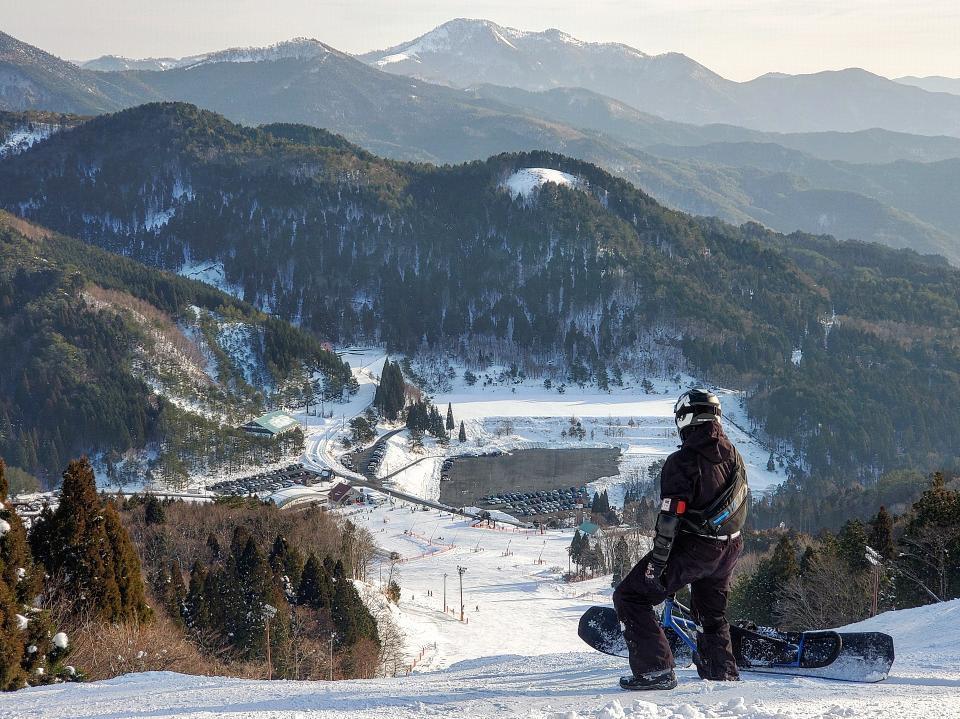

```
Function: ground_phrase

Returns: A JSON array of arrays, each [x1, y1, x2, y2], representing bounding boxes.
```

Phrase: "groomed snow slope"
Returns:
[[5, 492, 958, 719], [3, 601, 957, 719]]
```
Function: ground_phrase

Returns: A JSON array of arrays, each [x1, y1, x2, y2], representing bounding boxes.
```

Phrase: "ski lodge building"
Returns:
[[241, 410, 300, 437]]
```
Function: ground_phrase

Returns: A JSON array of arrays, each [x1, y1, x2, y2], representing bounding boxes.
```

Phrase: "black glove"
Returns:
[[643, 558, 666, 592], [643, 509, 681, 593]]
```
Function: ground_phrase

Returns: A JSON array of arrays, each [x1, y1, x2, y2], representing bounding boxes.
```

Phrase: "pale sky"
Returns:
[[5, 0, 960, 81]]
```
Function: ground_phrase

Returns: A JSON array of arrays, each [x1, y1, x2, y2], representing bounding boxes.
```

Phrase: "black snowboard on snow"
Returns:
[[578, 605, 894, 683]]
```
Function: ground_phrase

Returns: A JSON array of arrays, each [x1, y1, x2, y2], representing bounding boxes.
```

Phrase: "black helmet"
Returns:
[[674, 388, 721, 431]]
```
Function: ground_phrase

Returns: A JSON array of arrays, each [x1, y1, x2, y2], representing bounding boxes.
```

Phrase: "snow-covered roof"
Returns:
[[266, 485, 330, 509], [244, 410, 299, 435]]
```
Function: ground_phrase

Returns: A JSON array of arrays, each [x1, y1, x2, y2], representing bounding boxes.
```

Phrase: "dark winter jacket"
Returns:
[[660, 421, 740, 512]]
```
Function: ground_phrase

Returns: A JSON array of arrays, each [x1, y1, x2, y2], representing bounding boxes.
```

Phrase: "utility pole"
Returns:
[[329, 632, 336, 681], [457, 565, 467, 621], [262, 603, 277, 680], [443, 572, 448, 613], [865, 546, 882, 616]]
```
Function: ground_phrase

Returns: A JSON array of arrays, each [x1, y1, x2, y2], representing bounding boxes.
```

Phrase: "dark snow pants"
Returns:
[[613, 533, 742, 680]]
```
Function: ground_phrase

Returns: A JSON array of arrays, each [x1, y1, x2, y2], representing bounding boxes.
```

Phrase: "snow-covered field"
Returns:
[[368, 360, 783, 506], [5, 487, 959, 718]]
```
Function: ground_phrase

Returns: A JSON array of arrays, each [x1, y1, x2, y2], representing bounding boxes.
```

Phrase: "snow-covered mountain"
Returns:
[[359, 18, 736, 119], [360, 19, 960, 137], [81, 55, 184, 72], [82, 38, 331, 72]]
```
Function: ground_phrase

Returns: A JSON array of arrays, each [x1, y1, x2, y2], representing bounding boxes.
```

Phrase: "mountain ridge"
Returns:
[[359, 19, 960, 137], [1, 102, 959, 486], [4, 29, 960, 261]]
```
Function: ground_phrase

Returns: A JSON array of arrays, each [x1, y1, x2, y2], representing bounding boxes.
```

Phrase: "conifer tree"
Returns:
[[30, 457, 148, 623], [144, 494, 166, 525], [104, 501, 150, 623], [183, 560, 210, 632], [838, 519, 871, 572], [297, 553, 330, 608], [446, 403, 455, 431], [0, 461, 27, 690], [869, 506, 895, 560], [331, 576, 379, 649], [158, 561, 186, 625], [458, 421, 466, 443], [0, 464, 35, 604]]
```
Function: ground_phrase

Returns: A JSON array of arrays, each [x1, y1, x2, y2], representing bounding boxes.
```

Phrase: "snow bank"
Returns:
[[503, 168, 584, 200], [839, 598, 960, 673]]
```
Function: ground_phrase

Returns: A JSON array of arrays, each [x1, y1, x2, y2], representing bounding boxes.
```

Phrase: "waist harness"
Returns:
[[681, 449, 749, 537]]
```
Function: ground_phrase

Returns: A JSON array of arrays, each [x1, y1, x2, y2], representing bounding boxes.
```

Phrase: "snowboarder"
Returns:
[[613, 389, 748, 691]]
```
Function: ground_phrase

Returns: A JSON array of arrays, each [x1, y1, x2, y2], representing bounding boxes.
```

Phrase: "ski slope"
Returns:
[[4, 601, 957, 719], [4, 492, 958, 717]]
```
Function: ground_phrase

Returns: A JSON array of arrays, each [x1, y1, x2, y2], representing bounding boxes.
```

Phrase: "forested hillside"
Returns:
[[0, 211, 351, 483], [5, 30, 960, 259], [1, 103, 958, 488]]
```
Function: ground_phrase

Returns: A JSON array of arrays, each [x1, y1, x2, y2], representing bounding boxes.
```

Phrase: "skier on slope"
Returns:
[[613, 389, 748, 690]]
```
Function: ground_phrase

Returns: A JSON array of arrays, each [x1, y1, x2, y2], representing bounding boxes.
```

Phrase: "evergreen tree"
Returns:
[[144, 494, 166, 525], [297, 553, 328, 608], [458, 421, 466, 443], [730, 534, 799, 627], [869, 506, 895, 561], [29, 457, 149, 623], [0, 460, 27, 690], [0, 576, 26, 690], [331, 577, 379, 648], [445, 403, 455, 431], [158, 560, 186, 624], [183, 560, 210, 632], [837, 519, 871, 572], [374, 360, 406, 421]]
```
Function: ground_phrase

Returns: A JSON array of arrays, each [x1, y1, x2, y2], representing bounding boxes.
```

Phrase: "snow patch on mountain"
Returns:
[[217, 321, 266, 387], [144, 207, 175, 231], [178, 258, 242, 298], [0, 123, 59, 157], [503, 167, 584, 199]]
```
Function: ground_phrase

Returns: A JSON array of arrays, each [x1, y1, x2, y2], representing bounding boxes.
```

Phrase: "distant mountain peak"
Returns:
[[81, 37, 332, 73], [365, 18, 657, 69]]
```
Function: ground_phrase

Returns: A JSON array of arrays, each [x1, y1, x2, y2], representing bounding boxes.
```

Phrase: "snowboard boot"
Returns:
[[619, 669, 677, 691]]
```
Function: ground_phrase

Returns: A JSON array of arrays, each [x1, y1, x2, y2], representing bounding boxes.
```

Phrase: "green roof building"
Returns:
[[241, 410, 300, 437], [577, 521, 602, 537]]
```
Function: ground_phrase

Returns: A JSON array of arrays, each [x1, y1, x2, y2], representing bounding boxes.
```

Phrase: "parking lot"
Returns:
[[208, 463, 325, 496], [439, 447, 620, 521], [478, 485, 590, 520]]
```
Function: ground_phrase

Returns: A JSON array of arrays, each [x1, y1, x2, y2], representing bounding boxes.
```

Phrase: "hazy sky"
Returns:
[[5, 0, 960, 81]]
